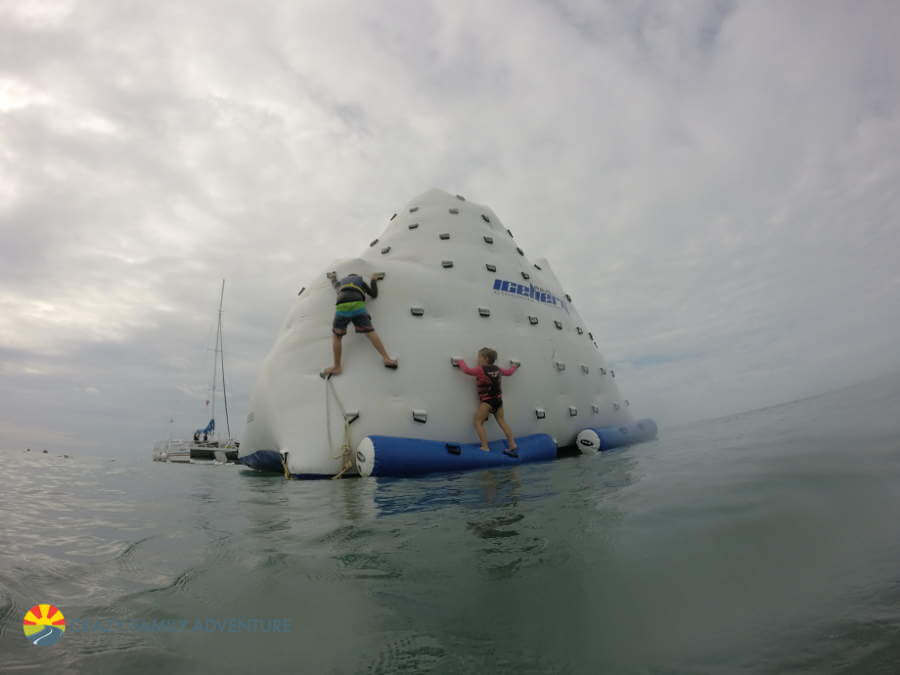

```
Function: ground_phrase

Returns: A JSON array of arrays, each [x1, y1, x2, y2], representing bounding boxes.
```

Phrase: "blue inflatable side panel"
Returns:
[[239, 449, 283, 473], [584, 418, 658, 451], [365, 433, 557, 477]]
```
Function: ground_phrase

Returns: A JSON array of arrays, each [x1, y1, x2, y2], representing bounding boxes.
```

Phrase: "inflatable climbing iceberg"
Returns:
[[240, 189, 657, 478]]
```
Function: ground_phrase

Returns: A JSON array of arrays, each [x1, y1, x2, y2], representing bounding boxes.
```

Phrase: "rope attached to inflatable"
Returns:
[[324, 376, 355, 479]]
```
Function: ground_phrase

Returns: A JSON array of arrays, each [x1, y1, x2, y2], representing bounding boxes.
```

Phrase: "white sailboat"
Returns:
[[153, 280, 238, 463]]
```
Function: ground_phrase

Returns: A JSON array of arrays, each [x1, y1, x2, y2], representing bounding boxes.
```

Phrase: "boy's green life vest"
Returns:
[[332, 274, 378, 313]]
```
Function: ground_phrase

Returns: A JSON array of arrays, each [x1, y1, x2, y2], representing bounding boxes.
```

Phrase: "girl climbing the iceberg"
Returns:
[[454, 347, 520, 456]]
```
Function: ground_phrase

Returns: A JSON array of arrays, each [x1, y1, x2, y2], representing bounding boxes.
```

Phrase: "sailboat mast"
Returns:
[[219, 281, 231, 439], [209, 279, 225, 434]]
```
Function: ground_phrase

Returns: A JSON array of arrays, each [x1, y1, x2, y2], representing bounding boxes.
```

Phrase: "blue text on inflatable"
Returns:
[[366, 433, 557, 477], [492, 279, 569, 313]]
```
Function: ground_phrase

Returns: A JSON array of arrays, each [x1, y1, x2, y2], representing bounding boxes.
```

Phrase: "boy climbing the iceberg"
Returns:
[[321, 271, 398, 378], [454, 347, 519, 456]]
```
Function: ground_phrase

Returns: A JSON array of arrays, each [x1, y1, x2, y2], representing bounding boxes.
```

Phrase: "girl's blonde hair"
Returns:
[[478, 347, 497, 364]]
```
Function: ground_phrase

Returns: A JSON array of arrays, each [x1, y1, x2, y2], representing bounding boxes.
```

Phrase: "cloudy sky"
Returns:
[[1, 0, 898, 456]]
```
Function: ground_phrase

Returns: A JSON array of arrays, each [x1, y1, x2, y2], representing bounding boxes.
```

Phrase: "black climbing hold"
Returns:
[[370, 238, 378, 247], [439, 232, 450, 240], [483, 235, 493, 244], [528, 315, 538, 325], [446, 443, 461, 455], [390, 213, 397, 221], [409, 206, 419, 213], [408, 223, 419, 230], [521, 271, 530, 280], [410, 306, 424, 316], [449, 208, 459, 214], [485, 264, 497, 272], [481, 214, 490, 223], [553, 320, 563, 330], [442, 260, 454, 268], [381, 246, 391, 254], [516, 247, 524, 256]]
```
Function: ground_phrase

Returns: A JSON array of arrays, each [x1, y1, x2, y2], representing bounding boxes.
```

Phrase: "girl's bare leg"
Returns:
[[474, 403, 492, 450], [495, 408, 517, 450]]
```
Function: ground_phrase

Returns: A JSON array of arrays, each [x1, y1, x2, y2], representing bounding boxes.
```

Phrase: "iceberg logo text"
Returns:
[[491, 279, 569, 313], [23, 604, 66, 646]]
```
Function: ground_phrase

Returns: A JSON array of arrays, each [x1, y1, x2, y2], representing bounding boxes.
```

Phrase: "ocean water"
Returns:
[[3, 373, 900, 674]]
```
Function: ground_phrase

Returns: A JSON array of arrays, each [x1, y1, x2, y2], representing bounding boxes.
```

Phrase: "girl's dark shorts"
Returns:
[[482, 397, 503, 414]]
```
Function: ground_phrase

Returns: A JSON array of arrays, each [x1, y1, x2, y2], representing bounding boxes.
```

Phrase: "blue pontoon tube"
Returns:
[[356, 433, 557, 478], [575, 418, 658, 453]]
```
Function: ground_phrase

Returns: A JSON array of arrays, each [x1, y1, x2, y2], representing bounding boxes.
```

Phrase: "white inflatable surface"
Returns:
[[241, 189, 635, 476]]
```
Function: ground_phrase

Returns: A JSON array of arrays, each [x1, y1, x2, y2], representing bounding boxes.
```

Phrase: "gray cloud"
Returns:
[[1, 0, 898, 455]]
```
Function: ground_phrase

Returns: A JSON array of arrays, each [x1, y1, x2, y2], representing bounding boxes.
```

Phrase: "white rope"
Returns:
[[325, 374, 334, 459], [325, 377, 355, 479]]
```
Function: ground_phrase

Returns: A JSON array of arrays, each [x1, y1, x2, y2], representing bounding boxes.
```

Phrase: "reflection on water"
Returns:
[[2, 372, 900, 672]]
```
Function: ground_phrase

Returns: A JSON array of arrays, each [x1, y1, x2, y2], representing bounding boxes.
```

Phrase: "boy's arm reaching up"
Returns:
[[360, 277, 378, 299]]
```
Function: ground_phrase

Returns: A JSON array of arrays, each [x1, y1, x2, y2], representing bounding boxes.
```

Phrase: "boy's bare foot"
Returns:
[[480, 445, 490, 452], [320, 366, 342, 378]]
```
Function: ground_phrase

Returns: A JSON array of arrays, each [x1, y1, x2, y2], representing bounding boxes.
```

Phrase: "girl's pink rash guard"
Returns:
[[457, 360, 518, 402]]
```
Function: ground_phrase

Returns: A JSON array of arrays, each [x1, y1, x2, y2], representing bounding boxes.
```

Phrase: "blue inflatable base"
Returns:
[[238, 449, 283, 473], [582, 418, 658, 451], [240, 421, 657, 480], [363, 433, 557, 477]]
